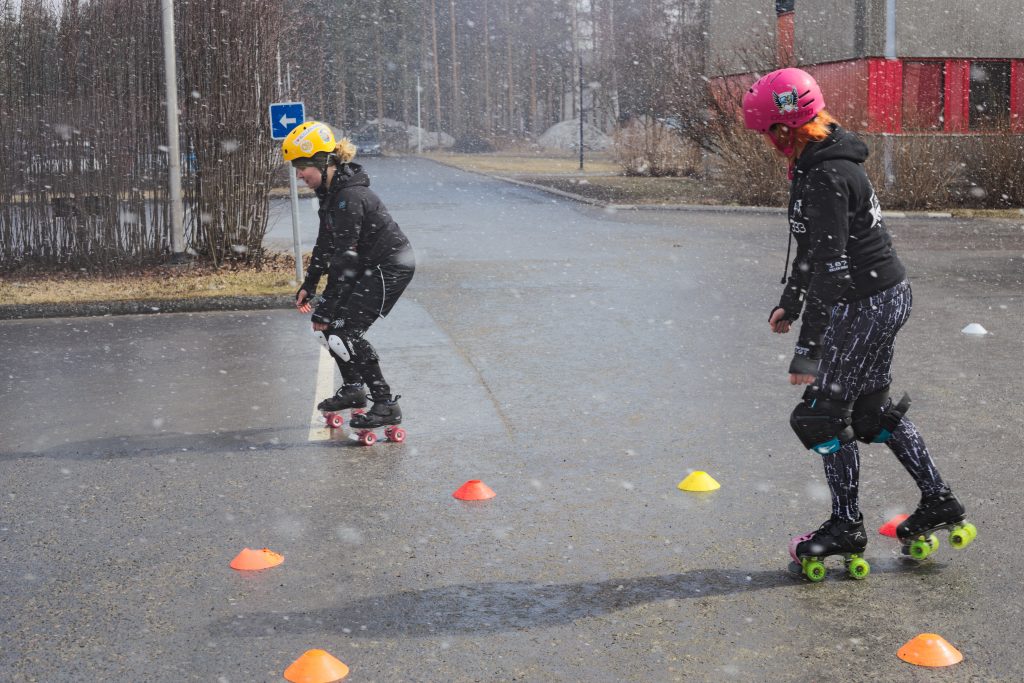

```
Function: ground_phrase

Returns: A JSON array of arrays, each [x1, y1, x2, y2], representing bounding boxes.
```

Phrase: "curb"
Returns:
[[423, 157, 960, 218], [0, 295, 293, 321]]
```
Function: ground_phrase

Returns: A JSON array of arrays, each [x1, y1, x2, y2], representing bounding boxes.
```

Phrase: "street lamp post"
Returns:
[[578, 55, 584, 172], [160, 0, 186, 262]]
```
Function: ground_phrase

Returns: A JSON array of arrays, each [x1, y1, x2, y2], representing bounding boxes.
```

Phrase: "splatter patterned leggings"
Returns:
[[812, 281, 948, 522]]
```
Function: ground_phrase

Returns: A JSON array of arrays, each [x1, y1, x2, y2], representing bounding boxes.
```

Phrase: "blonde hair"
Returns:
[[334, 138, 357, 163]]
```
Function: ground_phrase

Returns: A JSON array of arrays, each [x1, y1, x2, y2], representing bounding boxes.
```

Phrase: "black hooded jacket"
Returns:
[[300, 162, 412, 314], [777, 125, 906, 372]]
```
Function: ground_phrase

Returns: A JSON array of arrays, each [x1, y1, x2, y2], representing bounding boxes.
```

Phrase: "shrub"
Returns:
[[709, 126, 788, 206], [612, 117, 701, 177]]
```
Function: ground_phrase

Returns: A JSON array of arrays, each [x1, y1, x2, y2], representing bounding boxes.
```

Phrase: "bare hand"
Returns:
[[312, 321, 329, 332], [769, 308, 791, 334], [296, 289, 312, 314], [789, 373, 816, 385]]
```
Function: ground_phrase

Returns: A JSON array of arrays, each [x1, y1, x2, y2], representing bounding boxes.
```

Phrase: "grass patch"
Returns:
[[425, 151, 620, 176], [1, 254, 299, 306], [521, 175, 724, 205]]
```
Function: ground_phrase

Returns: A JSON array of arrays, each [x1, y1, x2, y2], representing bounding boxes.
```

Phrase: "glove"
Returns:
[[788, 344, 820, 376], [311, 296, 338, 325]]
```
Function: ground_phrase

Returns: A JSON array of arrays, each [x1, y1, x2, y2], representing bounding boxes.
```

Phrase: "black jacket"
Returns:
[[777, 125, 906, 373], [300, 163, 412, 321]]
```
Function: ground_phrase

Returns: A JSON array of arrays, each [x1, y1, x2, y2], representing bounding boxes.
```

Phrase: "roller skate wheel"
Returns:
[[385, 426, 406, 443], [803, 559, 826, 582], [909, 538, 932, 560], [325, 413, 344, 429], [950, 523, 976, 549], [358, 430, 377, 446], [846, 557, 870, 580]]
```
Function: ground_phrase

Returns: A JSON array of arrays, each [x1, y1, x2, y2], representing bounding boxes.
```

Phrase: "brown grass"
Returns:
[[1, 254, 299, 306], [424, 151, 620, 176]]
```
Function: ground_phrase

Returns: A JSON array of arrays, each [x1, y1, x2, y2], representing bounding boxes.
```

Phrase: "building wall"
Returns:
[[705, 0, 776, 76], [795, 0, 885, 64], [793, 0, 1024, 64], [896, 1, 1024, 59]]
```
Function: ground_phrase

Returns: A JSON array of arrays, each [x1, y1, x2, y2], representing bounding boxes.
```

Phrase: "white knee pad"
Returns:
[[327, 334, 352, 362], [312, 330, 329, 349]]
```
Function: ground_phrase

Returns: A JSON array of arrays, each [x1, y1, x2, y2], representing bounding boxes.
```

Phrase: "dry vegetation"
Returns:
[[0, 254, 298, 306]]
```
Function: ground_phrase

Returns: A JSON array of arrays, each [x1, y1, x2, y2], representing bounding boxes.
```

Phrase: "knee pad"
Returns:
[[852, 388, 910, 443], [790, 396, 855, 455], [312, 330, 329, 349], [327, 333, 353, 362]]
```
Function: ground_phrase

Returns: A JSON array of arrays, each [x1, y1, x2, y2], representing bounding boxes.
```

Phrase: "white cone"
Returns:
[[961, 323, 988, 336]]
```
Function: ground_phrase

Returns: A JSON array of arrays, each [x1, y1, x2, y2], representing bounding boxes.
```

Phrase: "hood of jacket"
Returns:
[[795, 125, 869, 174], [317, 162, 370, 199]]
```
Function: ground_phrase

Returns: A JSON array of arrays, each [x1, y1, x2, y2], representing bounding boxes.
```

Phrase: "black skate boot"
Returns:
[[896, 490, 976, 560], [788, 515, 870, 581], [349, 395, 402, 429], [317, 384, 368, 412]]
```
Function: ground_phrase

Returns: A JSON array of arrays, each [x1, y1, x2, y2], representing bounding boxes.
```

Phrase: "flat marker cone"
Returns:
[[284, 649, 349, 682], [897, 633, 963, 667], [677, 471, 720, 492], [878, 514, 910, 538], [229, 547, 284, 571], [453, 479, 496, 501]]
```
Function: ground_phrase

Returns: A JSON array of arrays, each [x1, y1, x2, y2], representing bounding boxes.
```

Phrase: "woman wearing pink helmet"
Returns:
[[742, 68, 975, 580]]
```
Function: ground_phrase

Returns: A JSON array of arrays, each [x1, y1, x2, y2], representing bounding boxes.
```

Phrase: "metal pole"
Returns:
[[416, 74, 423, 154], [578, 56, 584, 172], [160, 0, 186, 261], [284, 65, 303, 284]]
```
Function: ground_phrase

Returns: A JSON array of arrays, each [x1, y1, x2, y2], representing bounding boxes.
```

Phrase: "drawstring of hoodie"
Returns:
[[780, 229, 793, 284]]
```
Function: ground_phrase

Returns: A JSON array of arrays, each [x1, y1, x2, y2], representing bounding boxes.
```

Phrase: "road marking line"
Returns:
[[308, 346, 335, 442]]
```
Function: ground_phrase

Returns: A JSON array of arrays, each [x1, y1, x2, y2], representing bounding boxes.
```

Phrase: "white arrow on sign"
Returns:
[[280, 114, 297, 129]]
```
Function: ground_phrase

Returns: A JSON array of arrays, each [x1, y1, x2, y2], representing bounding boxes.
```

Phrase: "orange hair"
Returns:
[[773, 110, 840, 162]]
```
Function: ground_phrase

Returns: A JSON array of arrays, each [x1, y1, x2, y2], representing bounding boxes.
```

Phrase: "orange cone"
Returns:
[[452, 479, 496, 501], [229, 547, 284, 571], [878, 514, 910, 538], [283, 649, 349, 682], [897, 633, 963, 667]]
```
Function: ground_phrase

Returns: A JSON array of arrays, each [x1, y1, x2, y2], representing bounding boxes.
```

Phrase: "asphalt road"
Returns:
[[2, 157, 1022, 681]]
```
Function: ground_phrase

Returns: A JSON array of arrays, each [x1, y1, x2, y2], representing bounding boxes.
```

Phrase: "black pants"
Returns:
[[326, 261, 414, 400], [811, 281, 947, 521]]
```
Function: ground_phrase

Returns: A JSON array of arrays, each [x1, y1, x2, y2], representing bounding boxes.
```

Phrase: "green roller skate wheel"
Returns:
[[803, 559, 826, 582], [950, 523, 977, 549], [909, 538, 932, 560], [927, 534, 939, 551], [846, 557, 870, 580]]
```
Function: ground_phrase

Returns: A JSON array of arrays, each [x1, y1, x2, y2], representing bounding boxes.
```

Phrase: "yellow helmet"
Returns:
[[280, 120, 336, 163]]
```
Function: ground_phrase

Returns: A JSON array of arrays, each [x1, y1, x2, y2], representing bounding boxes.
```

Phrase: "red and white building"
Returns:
[[705, 0, 1024, 134]]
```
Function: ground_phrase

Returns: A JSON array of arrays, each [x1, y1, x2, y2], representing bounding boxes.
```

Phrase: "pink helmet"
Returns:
[[742, 67, 825, 133]]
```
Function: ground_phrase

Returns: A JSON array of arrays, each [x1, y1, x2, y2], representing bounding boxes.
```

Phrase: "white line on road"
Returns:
[[308, 346, 335, 441]]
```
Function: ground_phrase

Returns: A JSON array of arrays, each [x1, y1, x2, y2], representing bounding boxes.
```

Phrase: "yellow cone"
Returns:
[[677, 471, 720, 492]]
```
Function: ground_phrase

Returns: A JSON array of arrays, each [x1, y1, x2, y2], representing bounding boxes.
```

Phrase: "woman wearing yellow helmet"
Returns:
[[282, 120, 415, 429]]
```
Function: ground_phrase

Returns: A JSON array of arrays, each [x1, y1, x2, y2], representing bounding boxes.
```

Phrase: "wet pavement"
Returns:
[[2, 157, 1022, 681]]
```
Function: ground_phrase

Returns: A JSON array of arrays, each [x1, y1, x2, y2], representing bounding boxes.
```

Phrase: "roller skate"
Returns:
[[319, 384, 368, 430], [347, 395, 405, 446], [896, 491, 977, 561], [788, 515, 870, 582]]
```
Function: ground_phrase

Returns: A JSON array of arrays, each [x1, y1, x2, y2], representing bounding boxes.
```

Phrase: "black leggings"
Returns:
[[326, 263, 414, 399], [811, 281, 947, 521]]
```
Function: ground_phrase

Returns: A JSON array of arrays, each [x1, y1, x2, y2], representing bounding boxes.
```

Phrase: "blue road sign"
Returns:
[[269, 101, 305, 140]]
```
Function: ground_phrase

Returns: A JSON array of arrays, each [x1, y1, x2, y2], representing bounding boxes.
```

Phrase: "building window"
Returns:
[[902, 61, 945, 131], [969, 61, 1011, 130]]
